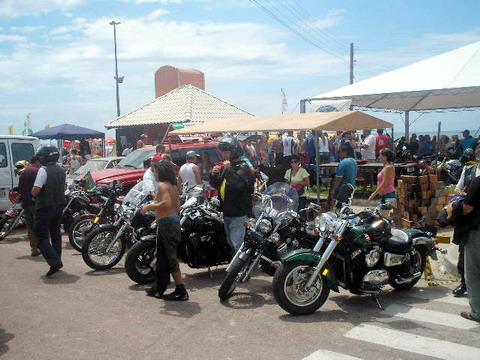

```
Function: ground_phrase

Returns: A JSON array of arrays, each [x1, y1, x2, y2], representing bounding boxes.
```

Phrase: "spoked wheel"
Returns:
[[125, 241, 156, 284], [68, 216, 95, 252], [0, 216, 18, 241], [82, 226, 126, 270], [218, 257, 248, 301], [273, 262, 330, 315]]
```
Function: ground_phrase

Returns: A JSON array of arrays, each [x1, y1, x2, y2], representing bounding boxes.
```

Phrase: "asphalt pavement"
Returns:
[[1, 229, 479, 360]]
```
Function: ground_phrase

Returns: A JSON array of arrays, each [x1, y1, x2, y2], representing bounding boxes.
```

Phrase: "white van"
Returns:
[[0, 135, 40, 212]]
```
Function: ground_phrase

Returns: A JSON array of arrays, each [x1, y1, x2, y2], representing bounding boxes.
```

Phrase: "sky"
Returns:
[[1, 0, 480, 138]]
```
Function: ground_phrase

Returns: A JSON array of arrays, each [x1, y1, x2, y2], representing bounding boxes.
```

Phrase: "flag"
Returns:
[[281, 88, 288, 114]]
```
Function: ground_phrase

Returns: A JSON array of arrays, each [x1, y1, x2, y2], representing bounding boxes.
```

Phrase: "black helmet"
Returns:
[[36, 145, 60, 165], [217, 135, 244, 161], [365, 219, 391, 242]]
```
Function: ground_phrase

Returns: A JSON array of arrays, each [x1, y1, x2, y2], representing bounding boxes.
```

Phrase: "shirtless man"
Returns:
[[141, 160, 188, 301]]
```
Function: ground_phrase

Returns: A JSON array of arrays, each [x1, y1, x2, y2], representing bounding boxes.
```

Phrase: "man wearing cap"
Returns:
[[178, 151, 202, 191], [461, 130, 478, 151], [143, 155, 163, 196]]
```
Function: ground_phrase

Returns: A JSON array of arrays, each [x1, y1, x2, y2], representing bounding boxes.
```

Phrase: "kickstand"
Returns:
[[208, 266, 213, 279], [372, 294, 384, 310]]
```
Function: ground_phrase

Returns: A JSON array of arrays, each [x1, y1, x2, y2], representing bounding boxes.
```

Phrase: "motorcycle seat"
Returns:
[[383, 229, 412, 254]]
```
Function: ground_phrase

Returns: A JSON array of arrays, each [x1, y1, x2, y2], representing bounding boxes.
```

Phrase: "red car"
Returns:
[[90, 142, 221, 191]]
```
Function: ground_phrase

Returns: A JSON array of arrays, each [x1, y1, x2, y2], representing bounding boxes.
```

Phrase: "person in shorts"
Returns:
[[368, 148, 397, 221]]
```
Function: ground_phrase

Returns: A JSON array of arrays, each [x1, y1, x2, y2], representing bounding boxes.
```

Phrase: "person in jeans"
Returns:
[[460, 176, 480, 322], [210, 136, 255, 253], [31, 146, 66, 277], [142, 160, 187, 301], [17, 156, 42, 256]]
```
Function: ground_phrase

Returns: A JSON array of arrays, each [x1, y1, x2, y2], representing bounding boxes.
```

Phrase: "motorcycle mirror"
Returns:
[[335, 184, 354, 204]]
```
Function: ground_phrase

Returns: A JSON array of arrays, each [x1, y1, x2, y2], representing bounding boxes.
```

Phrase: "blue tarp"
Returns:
[[33, 124, 105, 140]]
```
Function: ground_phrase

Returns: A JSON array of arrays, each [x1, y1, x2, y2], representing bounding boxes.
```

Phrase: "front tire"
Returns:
[[0, 216, 17, 241], [125, 241, 156, 284], [68, 215, 95, 252], [218, 257, 247, 301], [82, 226, 126, 270], [273, 262, 330, 315]]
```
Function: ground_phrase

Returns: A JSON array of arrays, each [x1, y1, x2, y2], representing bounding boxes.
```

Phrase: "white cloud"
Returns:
[[0, 0, 86, 17], [299, 9, 345, 30], [136, 0, 183, 4], [141, 8, 170, 20], [0, 34, 26, 43], [10, 25, 46, 33]]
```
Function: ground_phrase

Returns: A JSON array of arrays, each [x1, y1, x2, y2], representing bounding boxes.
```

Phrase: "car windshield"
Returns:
[[117, 149, 155, 169], [74, 160, 108, 176]]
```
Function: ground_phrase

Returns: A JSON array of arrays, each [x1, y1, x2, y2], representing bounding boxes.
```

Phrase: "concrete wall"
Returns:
[[154, 65, 205, 98]]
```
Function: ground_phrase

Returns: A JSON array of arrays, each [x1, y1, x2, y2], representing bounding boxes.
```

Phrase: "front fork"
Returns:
[[304, 240, 339, 289], [106, 222, 128, 252]]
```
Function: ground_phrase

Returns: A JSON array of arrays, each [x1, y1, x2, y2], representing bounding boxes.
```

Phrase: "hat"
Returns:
[[151, 154, 164, 164], [186, 150, 200, 159]]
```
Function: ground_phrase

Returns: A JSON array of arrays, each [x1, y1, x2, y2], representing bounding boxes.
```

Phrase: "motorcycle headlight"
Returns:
[[315, 213, 334, 233], [365, 248, 381, 268], [256, 219, 273, 234]]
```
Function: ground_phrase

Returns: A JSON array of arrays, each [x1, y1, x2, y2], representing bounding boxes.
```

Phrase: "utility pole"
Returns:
[[349, 42, 354, 85], [109, 21, 122, 117]]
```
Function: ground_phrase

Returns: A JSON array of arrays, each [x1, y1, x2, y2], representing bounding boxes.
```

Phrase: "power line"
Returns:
[[249, 0, 347, 61]]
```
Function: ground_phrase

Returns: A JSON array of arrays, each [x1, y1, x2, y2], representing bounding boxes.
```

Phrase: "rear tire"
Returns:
[[218, 257, 247, 301], [82, 226, 126, 270], [390, 249, 426, 291], [125, 241, 156, 284], [68, 215, 95, 252], [273, 262, 330, 315]]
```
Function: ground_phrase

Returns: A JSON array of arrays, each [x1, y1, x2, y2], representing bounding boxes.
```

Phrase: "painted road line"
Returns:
[[303, 350, 362, 360], [384, 303, 479, 330], [409, 290, 469, 306], [344, 324, 480, 360]]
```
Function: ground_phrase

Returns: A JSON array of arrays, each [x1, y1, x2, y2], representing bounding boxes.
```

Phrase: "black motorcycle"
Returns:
[[82, 181, 154, 270], [62, 181, 100, 233], [272, 184, 442, 315], [68, 181, 123, 252], [124, 194, 230, 285], [218, 183, 318, 301]]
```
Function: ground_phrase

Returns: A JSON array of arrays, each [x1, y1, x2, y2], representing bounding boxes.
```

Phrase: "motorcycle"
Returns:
[[62, 181, 101, 233], [272, 184, 442, 315], [81, 181, 154, 270], [68, 180, 123, 252], [218, 182, 318, 301], [0, 188, 25, 241], [124, 190, 230, 285]]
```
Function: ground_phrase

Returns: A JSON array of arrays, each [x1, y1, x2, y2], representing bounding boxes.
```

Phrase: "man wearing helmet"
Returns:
[[17, 157, 42, 256], [210, 136, 255, 252], [31, 146, 66, 277]]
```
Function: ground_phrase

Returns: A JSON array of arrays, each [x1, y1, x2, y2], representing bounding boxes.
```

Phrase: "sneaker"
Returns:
[[452, 284, 467, 297], [46, 262, 63, 277], [163, 285, 189, 301]]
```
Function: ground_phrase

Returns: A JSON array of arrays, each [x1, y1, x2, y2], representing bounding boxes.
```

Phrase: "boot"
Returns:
[[163, 284, 189, 301], [145, 282, 166, 299], [452, 283, 467, 297]]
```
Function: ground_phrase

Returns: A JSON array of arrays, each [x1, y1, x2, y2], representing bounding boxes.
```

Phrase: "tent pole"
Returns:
[[391, 127, 394, 150], [405, 111, 410, 144], [436, 121, 441, 161], [315, 130, 320, 204]]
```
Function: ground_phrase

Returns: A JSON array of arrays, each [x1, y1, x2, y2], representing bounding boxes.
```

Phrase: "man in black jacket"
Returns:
[[31, 146, 66, 277], [210, 136, 255, 252]]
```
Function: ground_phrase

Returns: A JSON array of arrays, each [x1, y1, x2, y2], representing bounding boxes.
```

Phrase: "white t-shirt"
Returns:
[[142, 168, 158, 195], [34, 167, 48, 188], [318, 136, 329, 153], [361, 134, 376, 160], [455, 166, 480, 192], [282, 136, 295, 157], [179, 163, 201, 189]]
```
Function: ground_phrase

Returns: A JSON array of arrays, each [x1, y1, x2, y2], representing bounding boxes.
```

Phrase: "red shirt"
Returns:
[[376, 135, 389, 155]]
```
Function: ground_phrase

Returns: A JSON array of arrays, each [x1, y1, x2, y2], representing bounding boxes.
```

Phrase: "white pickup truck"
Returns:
[[0, 135, 40, 212]]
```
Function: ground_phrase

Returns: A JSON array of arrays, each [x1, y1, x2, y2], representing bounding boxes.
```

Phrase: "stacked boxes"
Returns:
[[395, 173, 450, 228]]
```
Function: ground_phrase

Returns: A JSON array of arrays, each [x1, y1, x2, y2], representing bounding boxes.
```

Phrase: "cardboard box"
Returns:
[[429, 174, 438, 182], [401, 175, 418, 184], [419, 175, 429, 184]]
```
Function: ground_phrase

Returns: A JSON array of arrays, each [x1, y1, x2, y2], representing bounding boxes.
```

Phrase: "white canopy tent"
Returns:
[[310, 41, 480, 140]]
